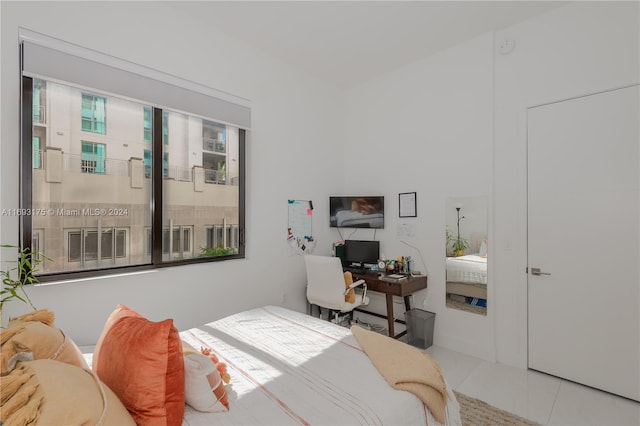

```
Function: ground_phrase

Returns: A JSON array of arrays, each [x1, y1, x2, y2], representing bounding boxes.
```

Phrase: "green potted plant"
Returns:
[[199, 245, 237, 257], [0, 244, 50, 322], [451, 236, 470, 257]]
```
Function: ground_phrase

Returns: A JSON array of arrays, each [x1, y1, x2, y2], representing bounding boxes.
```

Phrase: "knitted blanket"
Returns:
[[351, 325, 449, 424]]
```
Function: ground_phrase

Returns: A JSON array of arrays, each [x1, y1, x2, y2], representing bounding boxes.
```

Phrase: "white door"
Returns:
[[527, 85, 639, 401]]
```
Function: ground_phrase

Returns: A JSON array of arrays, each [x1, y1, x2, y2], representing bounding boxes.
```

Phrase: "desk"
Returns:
[[352, 272, 428, 339]]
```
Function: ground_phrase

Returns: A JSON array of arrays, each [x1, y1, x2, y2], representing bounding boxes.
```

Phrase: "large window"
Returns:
[[20, 36, 247, 279]]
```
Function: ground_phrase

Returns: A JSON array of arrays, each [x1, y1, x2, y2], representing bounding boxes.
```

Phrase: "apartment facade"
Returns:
[[30, 79, 240, 274]]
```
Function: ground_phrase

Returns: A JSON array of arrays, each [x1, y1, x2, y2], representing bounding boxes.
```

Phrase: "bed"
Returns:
[[179, 305, 461, 425], [0, 306, 460, 426], [446, 235, 488, 302]]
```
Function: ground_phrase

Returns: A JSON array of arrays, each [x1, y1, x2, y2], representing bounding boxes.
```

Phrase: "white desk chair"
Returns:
[[304, 255, 369, 324]]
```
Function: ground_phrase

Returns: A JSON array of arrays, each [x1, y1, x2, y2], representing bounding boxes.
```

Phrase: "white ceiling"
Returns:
[[173, 1, 568, 89]]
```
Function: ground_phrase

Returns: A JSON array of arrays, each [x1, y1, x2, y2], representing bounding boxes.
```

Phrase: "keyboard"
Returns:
[[344, 267, 367, 274]]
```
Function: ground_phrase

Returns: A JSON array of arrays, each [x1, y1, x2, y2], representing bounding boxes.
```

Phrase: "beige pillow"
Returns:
[[0, 359, 136, 426], [1, 309, 87, 373]]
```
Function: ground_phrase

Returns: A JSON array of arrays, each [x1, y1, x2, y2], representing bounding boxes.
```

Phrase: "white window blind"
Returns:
[[20, 29, 251, 129]]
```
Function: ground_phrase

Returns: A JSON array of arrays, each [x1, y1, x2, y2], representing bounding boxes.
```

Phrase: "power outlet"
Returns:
[[280, 292, 287, 304]]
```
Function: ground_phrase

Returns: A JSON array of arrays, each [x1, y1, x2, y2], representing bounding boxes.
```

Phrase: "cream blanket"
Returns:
[[351, 325, 449, 424]]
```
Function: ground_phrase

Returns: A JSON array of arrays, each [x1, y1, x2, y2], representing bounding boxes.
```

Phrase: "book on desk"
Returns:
[[384, 274, 406, 280]]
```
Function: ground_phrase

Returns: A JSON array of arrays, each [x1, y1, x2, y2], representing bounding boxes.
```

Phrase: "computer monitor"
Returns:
[[344, 240, 380, 269]]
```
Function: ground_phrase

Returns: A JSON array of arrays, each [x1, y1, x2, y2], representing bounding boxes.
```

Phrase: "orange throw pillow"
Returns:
[[93, 305, 185, 426], [344, 271, 356, 303]]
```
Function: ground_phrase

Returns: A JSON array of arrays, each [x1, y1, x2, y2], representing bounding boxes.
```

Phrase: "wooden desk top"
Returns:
[[352, 272, 427, 297]]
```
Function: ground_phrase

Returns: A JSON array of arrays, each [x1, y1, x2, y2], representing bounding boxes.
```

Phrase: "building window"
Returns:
[[226, 225, 239, 249], [32, 229, 43, 261], [143, 106, 152, 142], [206, 225, 224, 249], [21, 39, 247, 280], [32, 137, 41, 169], [67, 228, 127, 263], [33, 79, 46, 125], [204, 224, 238, 254], [81, 93, 106, 134], [81, 141, 106, 174], [147, 226, 193, 259], [143, 149, 152, 178], [143, 149, 169, 178], [163, 152, 169, 178], [145, 109, 169, 145], [162, 111, 169, 145]]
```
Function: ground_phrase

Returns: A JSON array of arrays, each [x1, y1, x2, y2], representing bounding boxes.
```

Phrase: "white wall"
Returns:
[[0, 1, 344, 344], [1, 2, 637, 368], [492, 1, 639, 368], [344, 33, 496, 360], [343, 1, 639, 366]]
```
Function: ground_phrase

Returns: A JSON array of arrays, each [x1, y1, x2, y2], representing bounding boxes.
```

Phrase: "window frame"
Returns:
[[20, 76, 246, 282]]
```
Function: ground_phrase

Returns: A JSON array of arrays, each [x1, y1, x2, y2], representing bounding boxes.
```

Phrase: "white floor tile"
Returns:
[[426, 345, 484, 390], [548, 380, 640, 426], [456, 361, 561, 425], [425, 343, 639, 426]]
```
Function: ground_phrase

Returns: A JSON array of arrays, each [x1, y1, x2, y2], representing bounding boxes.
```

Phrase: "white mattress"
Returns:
[[180, 305, 461, 425], [446, 254, 488, 285]]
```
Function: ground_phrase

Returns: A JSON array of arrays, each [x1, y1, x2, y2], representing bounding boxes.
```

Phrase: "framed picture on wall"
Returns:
[[399, 192, 417, 217]]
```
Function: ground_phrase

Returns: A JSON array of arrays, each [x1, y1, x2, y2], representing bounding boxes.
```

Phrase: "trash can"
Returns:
[[404, 309, 435, 349]]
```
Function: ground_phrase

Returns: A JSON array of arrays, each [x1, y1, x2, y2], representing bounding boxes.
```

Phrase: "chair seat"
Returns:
[[341, 294, 369, 312], [308, 293, 369, 313], [304, 254, 370, 321]]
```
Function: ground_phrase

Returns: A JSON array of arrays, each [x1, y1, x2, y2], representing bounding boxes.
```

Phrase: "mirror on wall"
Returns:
[[445, 196, 488, 315]]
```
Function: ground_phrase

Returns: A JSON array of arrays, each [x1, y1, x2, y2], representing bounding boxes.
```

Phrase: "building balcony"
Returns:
[[34, 148, 238, 189], [202, 137, 226, 154]]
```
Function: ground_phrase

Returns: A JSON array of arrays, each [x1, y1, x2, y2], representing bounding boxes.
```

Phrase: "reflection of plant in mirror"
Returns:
[[451, 237, 470, 257], [446, 226, 469, 256], [445, 227, 455, 255], [200, 246, 237, 257], [447, 207, 471, 256]]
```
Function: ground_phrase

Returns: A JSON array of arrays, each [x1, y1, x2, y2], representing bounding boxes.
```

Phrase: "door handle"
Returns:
[[531, 267, 551, 276]]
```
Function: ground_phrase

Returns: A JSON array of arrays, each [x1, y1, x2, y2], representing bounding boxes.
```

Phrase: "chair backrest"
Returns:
[[304, 255, 347, 310]]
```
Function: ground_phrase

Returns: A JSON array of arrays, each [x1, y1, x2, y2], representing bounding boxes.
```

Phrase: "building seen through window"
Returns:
[[27, 78, 242, 276]]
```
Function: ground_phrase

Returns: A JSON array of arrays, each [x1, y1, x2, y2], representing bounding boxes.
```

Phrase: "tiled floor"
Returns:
[[426, 345, 640, 426]]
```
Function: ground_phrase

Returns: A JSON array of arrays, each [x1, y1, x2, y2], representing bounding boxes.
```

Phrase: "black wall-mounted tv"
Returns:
[[329, 196, 384, 229]]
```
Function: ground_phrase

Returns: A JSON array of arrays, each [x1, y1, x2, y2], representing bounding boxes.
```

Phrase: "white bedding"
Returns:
[[446, 254, 488, 285], [335, 210, 384, 228], [180, 305, 461, 425]]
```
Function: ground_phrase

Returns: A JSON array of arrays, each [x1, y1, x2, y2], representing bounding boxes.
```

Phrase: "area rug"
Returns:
[[454, 391, 543, 426]]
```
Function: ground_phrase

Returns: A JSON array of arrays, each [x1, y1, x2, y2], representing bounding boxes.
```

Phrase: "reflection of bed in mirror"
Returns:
[[446, 234, 487, 302]]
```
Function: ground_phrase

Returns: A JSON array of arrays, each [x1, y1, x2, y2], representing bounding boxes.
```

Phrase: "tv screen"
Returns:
[[329, 196, 384, 228], [344, 240, 380, 268]]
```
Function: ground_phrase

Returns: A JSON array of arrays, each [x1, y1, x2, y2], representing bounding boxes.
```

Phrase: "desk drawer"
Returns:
[[362, 278, 402, 296]]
